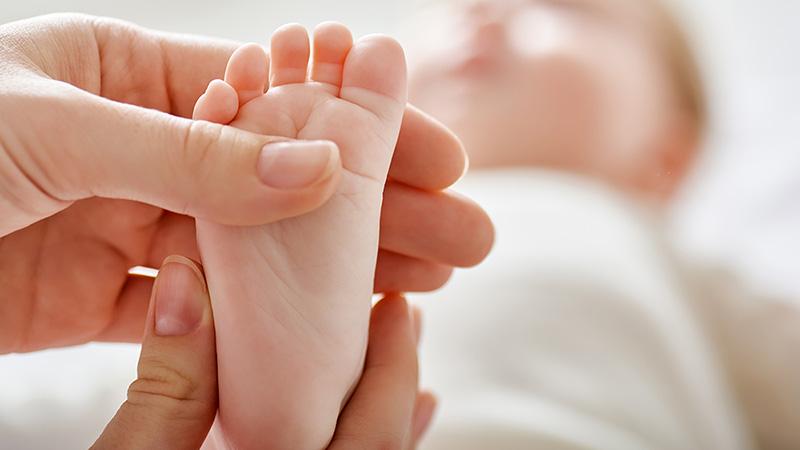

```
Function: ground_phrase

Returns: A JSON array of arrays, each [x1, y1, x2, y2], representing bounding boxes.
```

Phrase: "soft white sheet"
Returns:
[[0, 344, 138, 449], [413, 170, 754, 450], [665, 0, 800, 302]]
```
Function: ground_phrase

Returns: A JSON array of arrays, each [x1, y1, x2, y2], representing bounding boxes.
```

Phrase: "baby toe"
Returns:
[[269, 23, 311, 88], [340, 35, 407, 123], [193, 79, 239, 124], [310, 22, 354, 95]]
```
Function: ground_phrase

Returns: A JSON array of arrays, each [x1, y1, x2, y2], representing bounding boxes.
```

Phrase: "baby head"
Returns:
[[406, 0, 705, 203]]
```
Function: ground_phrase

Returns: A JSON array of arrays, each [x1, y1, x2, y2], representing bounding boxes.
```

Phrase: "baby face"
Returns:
[[407, 0, 682, 186]]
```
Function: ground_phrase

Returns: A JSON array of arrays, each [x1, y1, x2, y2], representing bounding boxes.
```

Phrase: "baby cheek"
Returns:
[[521, 55, 604, 150], [597, 50, 671, 164]]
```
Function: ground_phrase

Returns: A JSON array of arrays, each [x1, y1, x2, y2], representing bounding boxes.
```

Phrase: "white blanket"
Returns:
[[414, 170, 754, 449]]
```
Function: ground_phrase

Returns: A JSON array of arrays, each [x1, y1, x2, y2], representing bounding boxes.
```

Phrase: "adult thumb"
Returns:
[[27, 83, 342, 226], [93, 256, 217, 450]]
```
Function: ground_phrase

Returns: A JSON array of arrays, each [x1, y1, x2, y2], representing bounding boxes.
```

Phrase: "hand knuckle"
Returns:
[[127, 360, 198, 405]]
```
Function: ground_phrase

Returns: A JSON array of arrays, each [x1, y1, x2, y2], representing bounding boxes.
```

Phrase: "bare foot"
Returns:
[[193, 22, 407, 449]]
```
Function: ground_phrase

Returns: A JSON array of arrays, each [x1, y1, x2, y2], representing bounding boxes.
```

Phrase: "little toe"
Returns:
[[340, 35, 408, 123], [310, 22, 354, 95], [270, 24, 311, 88], [193, 79, 239, 124], [224, 43, 269, 105]]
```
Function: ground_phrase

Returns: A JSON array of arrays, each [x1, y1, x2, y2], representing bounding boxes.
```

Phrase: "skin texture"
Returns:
[[92, 256, 435, 450], [0, 13, 494, 355], [193, 23, 411, 449], [407, 0, 698, 202]]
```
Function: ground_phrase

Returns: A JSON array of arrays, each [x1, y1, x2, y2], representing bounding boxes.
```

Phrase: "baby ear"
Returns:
[[638, 114, 700, 203]]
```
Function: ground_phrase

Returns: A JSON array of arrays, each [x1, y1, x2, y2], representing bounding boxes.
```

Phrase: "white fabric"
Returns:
[[0, 343, 138, 449], [660, 0, 800, 302], [414, 170, 755, 450]]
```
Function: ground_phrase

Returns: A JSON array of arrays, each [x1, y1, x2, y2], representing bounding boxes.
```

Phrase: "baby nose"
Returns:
[[464, 0, 526, 22], [463, 0, 513, 50], [465, 0, 505, 24]]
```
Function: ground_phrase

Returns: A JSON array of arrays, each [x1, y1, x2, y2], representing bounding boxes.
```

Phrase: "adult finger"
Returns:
[[388, 104, 467, 190], [93, 256, 217, 450], [406, 305, 436, 449], [380, 181, 495, 268], [329, 294, 419, 449], [409, 391, 437, 449], [5, 80, 342, 230], [373, 250, 453, 293]]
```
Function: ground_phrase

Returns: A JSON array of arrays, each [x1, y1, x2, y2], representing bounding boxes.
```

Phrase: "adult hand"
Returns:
[[92, 256, 435, 450], [0, 14, 494, 353]]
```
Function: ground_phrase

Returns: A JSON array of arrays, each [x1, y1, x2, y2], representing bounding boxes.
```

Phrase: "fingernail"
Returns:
[[154, 256, 207, 336], [256, 140, 339, 189]]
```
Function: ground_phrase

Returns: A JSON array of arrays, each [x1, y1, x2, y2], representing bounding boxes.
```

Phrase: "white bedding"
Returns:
[[665, 0, 800, 302], [0, 344, 138, 449], [414, 170, 754, 449]]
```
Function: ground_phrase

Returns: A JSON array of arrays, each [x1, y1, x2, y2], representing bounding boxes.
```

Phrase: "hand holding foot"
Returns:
[[193, 22, 410, 449], [92, 259, 434, 450], [0, 14, 492, 356], [0, 14, 340, 355]]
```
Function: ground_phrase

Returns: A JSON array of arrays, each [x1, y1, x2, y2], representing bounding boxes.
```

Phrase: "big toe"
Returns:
[[340, 35, 408, 124]]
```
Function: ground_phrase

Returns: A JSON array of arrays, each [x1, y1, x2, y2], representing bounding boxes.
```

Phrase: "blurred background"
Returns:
[[1, 0, 798, 448]]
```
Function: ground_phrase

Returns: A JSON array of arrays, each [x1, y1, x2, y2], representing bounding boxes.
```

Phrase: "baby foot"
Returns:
[[193, 23, 407, 450]]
